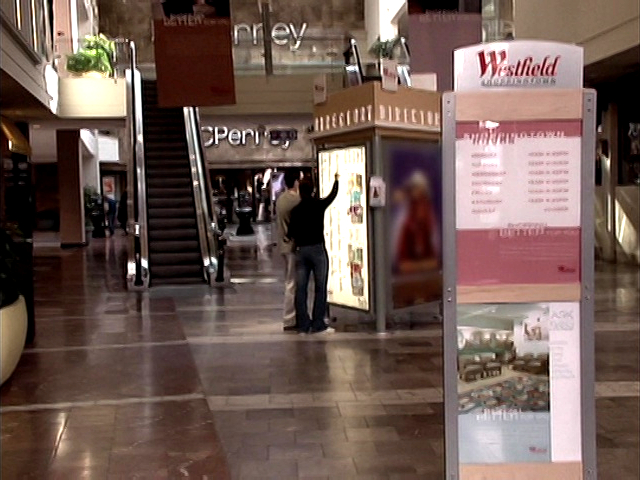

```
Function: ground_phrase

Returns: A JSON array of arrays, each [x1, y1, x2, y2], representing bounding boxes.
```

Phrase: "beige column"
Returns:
[[57, 130, 85, 246]]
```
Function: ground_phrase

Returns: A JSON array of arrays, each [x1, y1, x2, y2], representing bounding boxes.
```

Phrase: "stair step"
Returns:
[[149, 240, 200, 253], [150, 252, 203, 265], [145, 161, 190, 169], [148, 207, 195, 218], [148, 228, 199, 240], [151, 264, 204, 278], [145, 150, 189, 159], [147, 187, 194, 198], [151, 276, 205, 286], [145, 168, 192, 178], [148, 217, 197, 229], [147, 177, 192, 188], [148, 197, 195, 208], [145, 145, 188, 154]]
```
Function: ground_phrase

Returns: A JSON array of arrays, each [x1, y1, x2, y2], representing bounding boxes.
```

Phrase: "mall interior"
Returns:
[[0, 0, 638, 478]]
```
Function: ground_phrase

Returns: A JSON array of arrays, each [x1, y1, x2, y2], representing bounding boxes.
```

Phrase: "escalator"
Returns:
[[124, 41, 218, 289], [141, 81, 205, 285]]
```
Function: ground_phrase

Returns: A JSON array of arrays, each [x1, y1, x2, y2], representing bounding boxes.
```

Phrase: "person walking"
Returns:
[[287, 174, 339, 335], [275, 170, 301, 331]]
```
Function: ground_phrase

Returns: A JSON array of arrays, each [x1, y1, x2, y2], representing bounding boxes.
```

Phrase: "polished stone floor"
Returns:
[[1, 228, 638, 479]]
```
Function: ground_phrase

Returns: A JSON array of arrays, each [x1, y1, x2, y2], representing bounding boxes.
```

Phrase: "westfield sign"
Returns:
[[454, 41, 583, 91], [477, 50, 561, 86]]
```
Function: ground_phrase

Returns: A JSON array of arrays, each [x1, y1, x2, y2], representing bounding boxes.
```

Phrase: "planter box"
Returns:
[[1, 295, 27, 385], [58, 77, 126, 118]]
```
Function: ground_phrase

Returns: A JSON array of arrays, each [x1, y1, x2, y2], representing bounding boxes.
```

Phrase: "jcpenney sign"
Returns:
[[201, 126, 298, 149], [454, 40, 584, 91]]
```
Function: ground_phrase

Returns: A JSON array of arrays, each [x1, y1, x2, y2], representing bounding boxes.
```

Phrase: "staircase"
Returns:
[[142, 80, 205, 285]]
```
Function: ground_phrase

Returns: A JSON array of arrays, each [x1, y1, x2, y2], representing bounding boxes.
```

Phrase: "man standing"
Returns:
[[288, 174, 339, 335], [275, 170, 301, 331]]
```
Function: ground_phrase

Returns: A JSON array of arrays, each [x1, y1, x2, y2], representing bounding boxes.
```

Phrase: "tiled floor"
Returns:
[[1, 228, 638, 479]]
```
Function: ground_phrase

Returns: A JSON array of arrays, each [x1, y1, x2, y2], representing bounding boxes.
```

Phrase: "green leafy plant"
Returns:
[[369, 36, 400, 59], [66, 34, 115, 76], [0, 226, 22, 309]]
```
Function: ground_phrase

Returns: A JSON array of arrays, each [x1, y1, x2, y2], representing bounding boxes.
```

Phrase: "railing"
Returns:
[[183, 107, 219, 284], [125, 41, 150, 289]]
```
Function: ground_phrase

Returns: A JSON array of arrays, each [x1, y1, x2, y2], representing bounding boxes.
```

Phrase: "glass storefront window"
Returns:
[[482, 0, 514, 41]]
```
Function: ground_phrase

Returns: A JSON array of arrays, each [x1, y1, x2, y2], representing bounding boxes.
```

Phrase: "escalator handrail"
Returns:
[[183, 107, 218, 284], [125, 41, 149, 289]]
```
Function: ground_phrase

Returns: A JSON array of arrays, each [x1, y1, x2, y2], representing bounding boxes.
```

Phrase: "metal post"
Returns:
[[260, 1, 274, 76], [372, 135, 387, 333]]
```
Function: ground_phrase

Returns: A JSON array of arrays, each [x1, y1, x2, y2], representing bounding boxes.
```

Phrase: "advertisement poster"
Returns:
[[455, 120, 582, 286], [319, 147, 370, 311], [385, 141, 442, 309], [102, 176, 115, 200], [152, 0, 236, 107], [457, 302, 581, 464]]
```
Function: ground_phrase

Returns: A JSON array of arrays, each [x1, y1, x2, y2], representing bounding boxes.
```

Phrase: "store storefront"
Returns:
[[201, 114, 315, 222]]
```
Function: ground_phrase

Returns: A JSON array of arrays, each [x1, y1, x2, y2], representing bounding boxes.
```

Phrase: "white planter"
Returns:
[[1, 295, 27, 385]]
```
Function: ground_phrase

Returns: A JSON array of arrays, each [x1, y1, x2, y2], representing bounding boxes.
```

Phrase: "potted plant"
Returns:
[[366, 36, 399, 78], [66, 34, 116, 78], [0, 226, 28, 385]]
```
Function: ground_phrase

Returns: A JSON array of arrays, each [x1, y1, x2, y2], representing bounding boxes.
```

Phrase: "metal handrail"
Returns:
[[125, 41, 149, 289], [183, 107, 218, 284]]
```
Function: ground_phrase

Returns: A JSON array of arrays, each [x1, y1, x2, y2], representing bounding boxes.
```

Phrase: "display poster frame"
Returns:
[[442, 89, 597, 480], [317, 144, 372, 312]]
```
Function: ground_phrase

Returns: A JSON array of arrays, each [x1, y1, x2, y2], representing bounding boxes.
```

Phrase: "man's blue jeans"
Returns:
[[295, 244, 329, 333]]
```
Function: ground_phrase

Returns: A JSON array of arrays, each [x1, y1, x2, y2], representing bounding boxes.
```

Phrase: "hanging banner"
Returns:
[[152, 0, 236, 107], [408, 13, 482, 92], [454, 41, 584, 91]]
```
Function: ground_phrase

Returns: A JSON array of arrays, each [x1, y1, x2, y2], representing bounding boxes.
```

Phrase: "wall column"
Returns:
[[57, 129, 85, 246]]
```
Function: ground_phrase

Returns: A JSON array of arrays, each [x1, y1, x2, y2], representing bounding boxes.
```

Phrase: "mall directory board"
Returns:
[[442, 87, 597, 480], [319, 146, 370, 311]]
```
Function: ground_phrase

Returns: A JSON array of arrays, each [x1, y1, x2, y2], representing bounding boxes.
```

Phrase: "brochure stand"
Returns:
[[442, 45, 597, 479], [311, 81, 442, 332]]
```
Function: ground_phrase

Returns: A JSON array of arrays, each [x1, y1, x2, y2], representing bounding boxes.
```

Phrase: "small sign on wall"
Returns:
[[313, 74, 327, 104], [380, 59, 399, 92], [369, 176, 386, 207]]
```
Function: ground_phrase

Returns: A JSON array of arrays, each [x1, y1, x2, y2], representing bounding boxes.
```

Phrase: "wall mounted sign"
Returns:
[[232, 22, 307, 48], [201, 126, 298, 149], [454, 40, 584, 91]]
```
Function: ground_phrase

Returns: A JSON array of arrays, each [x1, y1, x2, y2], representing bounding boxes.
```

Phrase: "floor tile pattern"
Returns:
[[1, 228, 638, 479]]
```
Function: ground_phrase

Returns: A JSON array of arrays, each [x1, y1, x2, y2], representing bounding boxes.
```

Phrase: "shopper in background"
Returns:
[[287, 174, 339, 335], [275, 169, 301, 332], [106, 196, 117, 236], [118, 191, 128, 235]]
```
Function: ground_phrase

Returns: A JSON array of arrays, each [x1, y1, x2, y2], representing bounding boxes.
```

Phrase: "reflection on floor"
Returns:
[[1, 225, 638, 479]]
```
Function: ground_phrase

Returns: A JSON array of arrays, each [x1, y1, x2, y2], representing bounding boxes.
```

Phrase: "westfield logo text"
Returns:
[[477, 50, 561, 86]]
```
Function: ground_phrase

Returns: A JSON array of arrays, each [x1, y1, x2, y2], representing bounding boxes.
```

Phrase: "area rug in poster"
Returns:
[[457, 302, 582, 464]]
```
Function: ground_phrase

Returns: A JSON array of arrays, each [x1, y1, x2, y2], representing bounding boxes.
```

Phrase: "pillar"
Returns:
[[57, 129, 85, 246]]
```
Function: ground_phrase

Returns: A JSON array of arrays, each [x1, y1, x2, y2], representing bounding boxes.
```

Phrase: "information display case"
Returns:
[[312, 82, 442, 331], [442, 41, 597, 480]]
